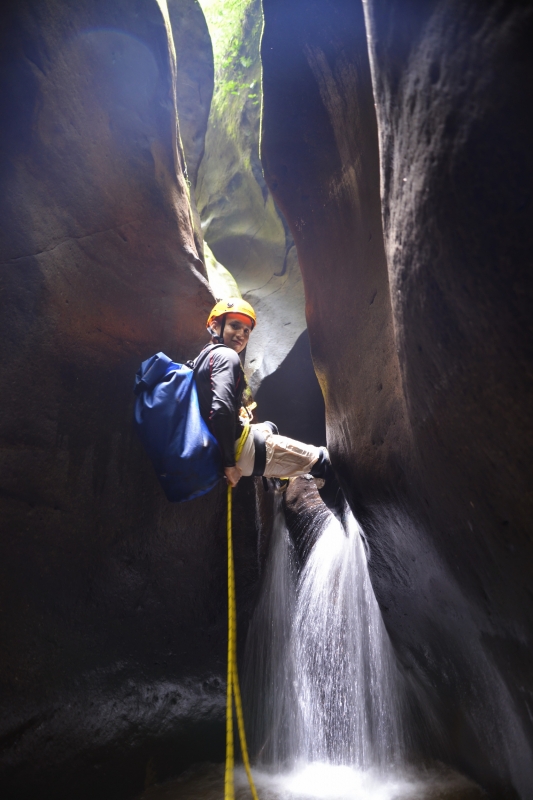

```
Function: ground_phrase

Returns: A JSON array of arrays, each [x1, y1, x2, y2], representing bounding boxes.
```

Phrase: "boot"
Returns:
[[310, 446, 331, 480], [310, 448, 344, 516]]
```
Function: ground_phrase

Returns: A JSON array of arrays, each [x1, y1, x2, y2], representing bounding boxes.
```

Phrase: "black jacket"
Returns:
[[194, 344, 245, 467]]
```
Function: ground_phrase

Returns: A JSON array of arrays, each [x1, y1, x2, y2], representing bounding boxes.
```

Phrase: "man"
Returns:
[[194, 298, 331, 487]]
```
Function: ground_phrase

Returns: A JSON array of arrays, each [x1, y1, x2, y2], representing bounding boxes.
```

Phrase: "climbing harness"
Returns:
[[225, 424, 259, 800]]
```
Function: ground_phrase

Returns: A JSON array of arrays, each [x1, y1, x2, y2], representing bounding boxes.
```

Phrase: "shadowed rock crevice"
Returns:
[[254, 330, 326, 447]]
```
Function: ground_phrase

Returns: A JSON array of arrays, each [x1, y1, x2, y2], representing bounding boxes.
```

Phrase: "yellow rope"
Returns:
[[225, 423, 259, 800], [235, 422, 250, 463]]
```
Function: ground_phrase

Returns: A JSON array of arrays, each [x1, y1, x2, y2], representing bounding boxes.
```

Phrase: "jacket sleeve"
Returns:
[[208, 349, 242, 467]]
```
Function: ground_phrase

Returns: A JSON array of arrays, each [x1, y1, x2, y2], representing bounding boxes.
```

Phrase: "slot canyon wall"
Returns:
[[0, 0, 261, 797], [261, 0, 533, 796], [195, 0, 303, 392], [2, 0, 532, 797], [194, 0, 326, 442]]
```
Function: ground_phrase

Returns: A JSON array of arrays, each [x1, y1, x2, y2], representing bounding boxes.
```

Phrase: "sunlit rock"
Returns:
[[196, 0, 307, 389], [203, 241, 241, 300]]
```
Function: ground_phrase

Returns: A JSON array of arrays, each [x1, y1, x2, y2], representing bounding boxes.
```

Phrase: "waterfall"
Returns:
[[291, 508, 405, 769], [243, 496, 405, 774], [138, 492, 483, 800], [243, 497, 298, 765]]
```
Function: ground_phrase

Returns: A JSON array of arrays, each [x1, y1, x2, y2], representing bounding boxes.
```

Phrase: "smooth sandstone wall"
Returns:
[[0, 1, 260, 797], [261, 0, 533, 795]]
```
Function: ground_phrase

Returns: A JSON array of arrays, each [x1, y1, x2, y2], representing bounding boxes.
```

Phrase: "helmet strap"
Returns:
[[207, 316, 225, 344]]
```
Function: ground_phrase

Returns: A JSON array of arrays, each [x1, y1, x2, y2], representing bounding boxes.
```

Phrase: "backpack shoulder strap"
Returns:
[[191, 343, 227, 374]]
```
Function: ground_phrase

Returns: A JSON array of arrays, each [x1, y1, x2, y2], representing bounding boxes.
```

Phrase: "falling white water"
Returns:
[[242, 497, 298, 765], [243, 498, 405, 772], [291, 508, 404, 769], [139, 497, 484, 800]]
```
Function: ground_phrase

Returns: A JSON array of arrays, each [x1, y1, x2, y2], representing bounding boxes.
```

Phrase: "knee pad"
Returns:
[[252, 428, 267, 476], [262, 420, 279, 436]]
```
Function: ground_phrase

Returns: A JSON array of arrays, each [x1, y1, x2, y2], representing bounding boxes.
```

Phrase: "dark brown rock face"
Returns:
[[169, 0, 214, 260], [170, 0, 213, 190], [0, 0, 259, 797], [261, 0, 533, 796]]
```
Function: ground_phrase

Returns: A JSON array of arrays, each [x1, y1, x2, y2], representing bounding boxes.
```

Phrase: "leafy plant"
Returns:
[[199, 0, 262, 108]]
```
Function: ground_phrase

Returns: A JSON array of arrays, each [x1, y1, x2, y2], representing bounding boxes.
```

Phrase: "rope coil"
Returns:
[[225, 425, 259, 800]]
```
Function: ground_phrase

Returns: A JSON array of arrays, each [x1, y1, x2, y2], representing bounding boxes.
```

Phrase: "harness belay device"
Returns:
[[133, 348, 223, 502]]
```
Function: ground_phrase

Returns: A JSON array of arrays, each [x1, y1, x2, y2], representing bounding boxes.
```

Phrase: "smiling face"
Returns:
[[212, 313, 253, 354]]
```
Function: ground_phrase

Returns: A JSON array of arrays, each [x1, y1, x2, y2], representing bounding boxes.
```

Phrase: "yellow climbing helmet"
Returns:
[[207, 298, 257, 329]]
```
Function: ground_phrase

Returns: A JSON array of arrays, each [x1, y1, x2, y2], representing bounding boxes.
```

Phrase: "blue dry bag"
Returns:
[[133, 348, 223, 502]]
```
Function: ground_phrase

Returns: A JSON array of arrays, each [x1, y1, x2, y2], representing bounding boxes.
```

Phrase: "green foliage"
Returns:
[[198, 0, 261, 108], [199, 0, 253, 72]]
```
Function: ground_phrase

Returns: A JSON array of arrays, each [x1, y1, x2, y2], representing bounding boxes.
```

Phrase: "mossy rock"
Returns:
[[197, 0, 306, 387]]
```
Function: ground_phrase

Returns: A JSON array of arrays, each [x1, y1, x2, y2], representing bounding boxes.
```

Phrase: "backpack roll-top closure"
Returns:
[[134, 352, 173, 396]]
